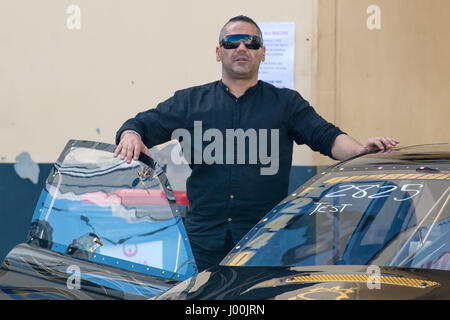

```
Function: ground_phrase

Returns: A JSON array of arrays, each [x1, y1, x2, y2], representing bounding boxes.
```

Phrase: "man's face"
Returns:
[[216, 21, 266, 80]]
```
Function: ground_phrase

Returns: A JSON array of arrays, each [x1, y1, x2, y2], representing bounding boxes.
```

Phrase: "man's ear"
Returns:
[[216, 46, 221, 62], [261, 46, 266, 62]]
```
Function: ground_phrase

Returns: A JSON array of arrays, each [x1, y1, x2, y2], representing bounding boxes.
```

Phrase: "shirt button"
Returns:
[[228, 218, 232, 222], [230, 194, 234, 199]]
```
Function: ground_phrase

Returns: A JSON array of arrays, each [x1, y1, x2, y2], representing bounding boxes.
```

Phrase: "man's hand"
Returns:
[[361, 136, 399, 153], [332, 134, 399, 161], [113, 131, 151, 163]]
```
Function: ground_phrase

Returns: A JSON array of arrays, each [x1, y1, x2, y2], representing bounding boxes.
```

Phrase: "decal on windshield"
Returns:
[[310, 202, 353, 215], [324, 183, 424, 202]]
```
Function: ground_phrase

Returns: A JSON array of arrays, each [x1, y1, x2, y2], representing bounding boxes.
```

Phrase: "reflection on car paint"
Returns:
[[287, 285, 358, 300]]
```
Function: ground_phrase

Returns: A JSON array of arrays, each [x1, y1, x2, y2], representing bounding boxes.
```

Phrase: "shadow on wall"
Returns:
[[0, 163, 318, 264]]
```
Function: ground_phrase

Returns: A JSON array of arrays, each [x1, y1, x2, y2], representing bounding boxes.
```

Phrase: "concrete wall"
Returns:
[[1, 0, 449, 167], [0, 0, 319, 166], [313, 0, 450, 165]]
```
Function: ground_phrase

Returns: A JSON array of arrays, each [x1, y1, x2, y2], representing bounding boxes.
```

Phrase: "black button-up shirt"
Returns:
[[116, 80, 344, 251]]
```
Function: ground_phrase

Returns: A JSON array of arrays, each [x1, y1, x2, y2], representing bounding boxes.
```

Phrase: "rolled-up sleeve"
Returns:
[[115, 90, 187, 148], [288, 92, 344, 159]]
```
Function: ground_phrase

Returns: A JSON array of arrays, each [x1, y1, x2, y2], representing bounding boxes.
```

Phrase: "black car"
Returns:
[[1, 140, 449, 300]]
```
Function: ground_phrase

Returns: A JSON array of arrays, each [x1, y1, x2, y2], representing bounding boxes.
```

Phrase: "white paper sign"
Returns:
[[257, 22, 296, 89]]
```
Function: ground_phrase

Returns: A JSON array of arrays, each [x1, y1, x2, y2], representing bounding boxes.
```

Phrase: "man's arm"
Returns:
[[331, 133, 399, 161], [113, 90, 187, 163]]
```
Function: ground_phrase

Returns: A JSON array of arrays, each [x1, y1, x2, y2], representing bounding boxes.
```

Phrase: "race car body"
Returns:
[[0, 141, 449, 299]]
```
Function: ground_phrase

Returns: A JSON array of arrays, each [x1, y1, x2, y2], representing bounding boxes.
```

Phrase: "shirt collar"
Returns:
[[219, 79, 261, 97]]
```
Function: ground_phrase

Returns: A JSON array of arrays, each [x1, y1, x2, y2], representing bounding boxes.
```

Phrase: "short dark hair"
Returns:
[[219, 15, 263, 43]]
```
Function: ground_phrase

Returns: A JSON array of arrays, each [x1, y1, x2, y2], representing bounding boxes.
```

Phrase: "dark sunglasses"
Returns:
[[219, 34, 263, 50]]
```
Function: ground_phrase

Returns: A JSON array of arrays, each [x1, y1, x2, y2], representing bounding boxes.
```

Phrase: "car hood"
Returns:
[[154, 264, 450, 300]]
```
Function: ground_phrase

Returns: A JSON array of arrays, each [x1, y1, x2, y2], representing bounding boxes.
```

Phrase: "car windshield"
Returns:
[[28, 140, 196, 280], [221, 169, 450, 271]]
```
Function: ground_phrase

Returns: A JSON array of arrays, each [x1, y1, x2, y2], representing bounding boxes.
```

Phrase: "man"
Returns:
[[114, 15, 398, 271]]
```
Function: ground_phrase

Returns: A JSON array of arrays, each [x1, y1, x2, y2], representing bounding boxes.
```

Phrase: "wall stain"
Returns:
[[14, 152, 39, 184]]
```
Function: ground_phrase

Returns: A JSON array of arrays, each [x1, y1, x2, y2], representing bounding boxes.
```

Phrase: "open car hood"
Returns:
[[0, 140, 197, 299]]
